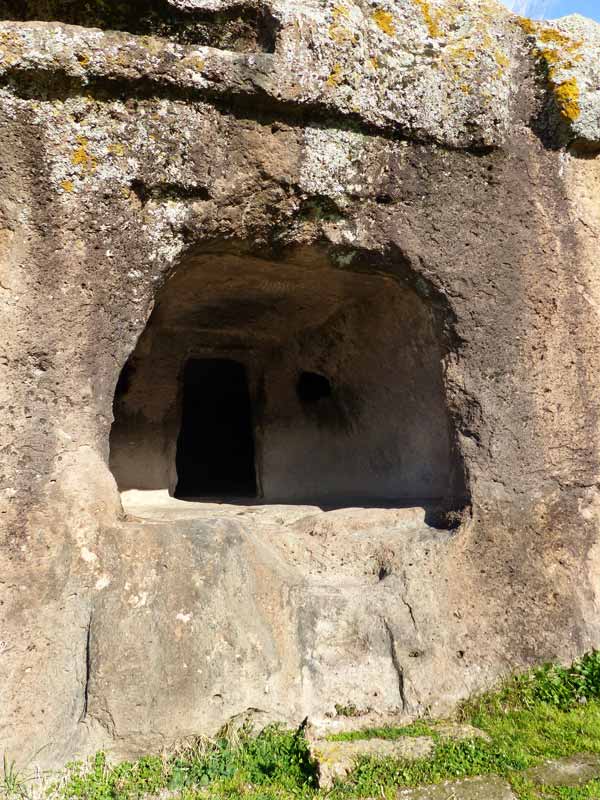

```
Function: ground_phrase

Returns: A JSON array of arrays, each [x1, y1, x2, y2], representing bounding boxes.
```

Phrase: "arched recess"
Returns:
[[109, 243, 468, 510]]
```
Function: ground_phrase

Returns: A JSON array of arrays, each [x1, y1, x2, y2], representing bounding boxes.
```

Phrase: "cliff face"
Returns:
[[1, 0, 600, 769]]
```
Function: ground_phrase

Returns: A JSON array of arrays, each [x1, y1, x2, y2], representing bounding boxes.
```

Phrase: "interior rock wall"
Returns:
[[110, 252, 459, 504]]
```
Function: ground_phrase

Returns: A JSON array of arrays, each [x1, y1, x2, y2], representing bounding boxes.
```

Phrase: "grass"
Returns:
[[3, 652, 600, 800], [326, 721, 436, 742], [1, 754, 32, 800]]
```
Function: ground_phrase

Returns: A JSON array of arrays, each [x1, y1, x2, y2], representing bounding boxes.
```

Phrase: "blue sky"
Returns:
[[502, 0, 600, 20]]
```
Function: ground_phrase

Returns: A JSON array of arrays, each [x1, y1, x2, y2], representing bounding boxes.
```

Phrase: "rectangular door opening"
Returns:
[[175, 358, 257, 499]]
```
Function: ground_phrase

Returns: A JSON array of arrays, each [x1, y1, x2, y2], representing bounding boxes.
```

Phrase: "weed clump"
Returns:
[[462, 649, 600, 717], [47, 724, 317, 800]]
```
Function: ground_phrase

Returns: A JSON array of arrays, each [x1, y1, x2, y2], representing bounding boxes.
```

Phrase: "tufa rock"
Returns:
[[0, 0, 600, 773]]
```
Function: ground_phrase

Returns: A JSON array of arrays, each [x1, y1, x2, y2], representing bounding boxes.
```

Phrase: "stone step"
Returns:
[[310, 725, 491, 788], [396, 775, 516, 799], [311, 737, 435, 788], [523, 753, 600, 787]]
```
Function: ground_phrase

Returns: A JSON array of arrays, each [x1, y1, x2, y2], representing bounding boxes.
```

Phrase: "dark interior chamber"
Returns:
[[175, 358, 257, 499]]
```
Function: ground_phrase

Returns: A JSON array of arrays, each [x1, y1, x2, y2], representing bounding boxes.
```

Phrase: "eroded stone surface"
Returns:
[[0, 2, 598, 149], [1, 0, 600, 775], [310, 724, 491, 788], [397, 776, 516, 800], [524, 753, 600, 787], [521, 14, 600, 147], [312, 738, 435, 788]]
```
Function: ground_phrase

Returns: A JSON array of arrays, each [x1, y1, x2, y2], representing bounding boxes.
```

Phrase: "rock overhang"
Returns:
[[0, 1, 597, 151]]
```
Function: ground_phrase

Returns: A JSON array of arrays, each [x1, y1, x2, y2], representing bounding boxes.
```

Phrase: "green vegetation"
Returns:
[[42, 726, 318, 800], [3, 652, 600, 800], [327, 721, 436, 741], [0, 754, 31, 800]]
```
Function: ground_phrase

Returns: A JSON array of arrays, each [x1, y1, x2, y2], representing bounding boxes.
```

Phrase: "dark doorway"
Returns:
[[175, 359, 257, 498]]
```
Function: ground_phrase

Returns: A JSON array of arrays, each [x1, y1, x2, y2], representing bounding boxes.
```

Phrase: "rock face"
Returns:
[[1, 0, 600, 771]]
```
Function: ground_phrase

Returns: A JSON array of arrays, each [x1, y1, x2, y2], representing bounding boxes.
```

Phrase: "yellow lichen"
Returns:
[[76, 52, 90, 68], [71, 136, 97, 174], [495, 50, 510, 69], [108, 143, 126, 157], [332, 4, 350, 19], [413, 0, 441, 39], [553, 76, 581, 121], [327, 63, 344, 87], [369, 55, 380, 70], [183, 56, 205, 71], [539, 27, 582, 49], [517, 17, 537, 36], [60, 179, 74, 193], [372, 9, 396, 37], [442, 39, 478, 85], [517, 17, 583, 124], [448, 42, 476, 63], [329, 5, 357, 44]]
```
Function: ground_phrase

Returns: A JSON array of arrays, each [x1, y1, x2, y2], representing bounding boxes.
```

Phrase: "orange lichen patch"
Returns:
[[539, 27, 583, 49], [518, 16, 537, 36], [60, 179, 74, 193], [372, 9, 396, 37], [327, 63, 344, 87], [554, 76, 581, 121], [76, 52, 90, 68], [493, 48, 510, 79], [517, 17, 583, 60], [413, 0, 441, 39], [329, 5, 357, 44], [442, 39, 478, 84], [72, 136, 97, 174], [517, 17, 583, 123], [447, 42, 476, 63]]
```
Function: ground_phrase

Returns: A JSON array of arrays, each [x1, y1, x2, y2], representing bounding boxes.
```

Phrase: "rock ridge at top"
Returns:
[[0, 0, 598, 149]]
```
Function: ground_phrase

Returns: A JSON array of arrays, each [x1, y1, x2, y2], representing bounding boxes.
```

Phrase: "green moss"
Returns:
[[327, 722, 436, 742]]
